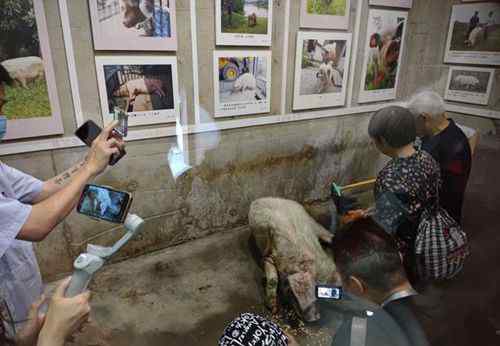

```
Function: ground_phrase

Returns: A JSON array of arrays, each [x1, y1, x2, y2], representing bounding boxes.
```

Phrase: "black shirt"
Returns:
[[421, 120, 472, 223]]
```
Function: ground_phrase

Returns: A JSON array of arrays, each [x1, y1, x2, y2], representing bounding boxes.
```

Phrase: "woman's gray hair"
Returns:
[[368, 106, 416, 148], [407, 90, 446, 119]]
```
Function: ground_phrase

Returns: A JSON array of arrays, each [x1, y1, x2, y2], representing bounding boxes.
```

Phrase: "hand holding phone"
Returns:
[[77, 184, 132, 224], [75, 120, 126, 166]]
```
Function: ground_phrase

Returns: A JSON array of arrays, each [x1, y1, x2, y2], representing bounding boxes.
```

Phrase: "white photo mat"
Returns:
[[368, 0, 413, 8], [299, 0, 351, 30], [444, 66, 495, 106], [95, 55, 180, 126], [88, 0, 177, 51], [2, 0, 63, 140], [213, 50, 272, 118], [444, 3, 500, 66], [358, 9, 408, 104], [293, 31, 352, 111], [215, 0, 273, 46]]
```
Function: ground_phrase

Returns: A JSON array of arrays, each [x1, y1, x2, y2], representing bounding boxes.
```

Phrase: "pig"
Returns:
[[249, 197, 339, 322], [465, 25, 484, 48], [248, 13, 257, 27], [231, 73, 257, 94], [121, 0, 146, 29], [113, 78, 166, 99], [1, 56, 45, 89], [453, 75, 480, 90]]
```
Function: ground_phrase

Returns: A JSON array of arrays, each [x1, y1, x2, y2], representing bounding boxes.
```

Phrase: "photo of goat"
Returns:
[[104, 64, 174, 114], [449, 4, 499, 52], [89, 0, 177, 50], [299, 39, 347, 95], [445, 67, 494, 106]]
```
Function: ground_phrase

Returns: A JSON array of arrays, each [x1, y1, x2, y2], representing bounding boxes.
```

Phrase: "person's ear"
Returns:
[[421, 112, 432, 122], [347, 276, 365, 296]]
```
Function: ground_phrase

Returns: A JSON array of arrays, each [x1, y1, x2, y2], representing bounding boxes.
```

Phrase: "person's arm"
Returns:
[[37, 278, 91, 346], [17, 122, 121, 242], [455, 123, 479, 156]]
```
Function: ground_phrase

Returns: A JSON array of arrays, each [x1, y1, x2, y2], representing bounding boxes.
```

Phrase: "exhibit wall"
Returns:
[[0, 0, 498, 280]]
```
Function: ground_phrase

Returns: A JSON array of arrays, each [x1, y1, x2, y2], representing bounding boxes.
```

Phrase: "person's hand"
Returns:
[[84, 121, 124, 177], [15, 295, 46, 346], [37, 277, 91, 346]]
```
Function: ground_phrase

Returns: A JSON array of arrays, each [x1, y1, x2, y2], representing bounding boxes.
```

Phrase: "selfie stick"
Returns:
[[65, 213, 145, 297]]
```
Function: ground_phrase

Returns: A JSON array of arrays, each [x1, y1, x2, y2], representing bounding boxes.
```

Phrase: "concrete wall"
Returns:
[[1, 0, 498, 280]]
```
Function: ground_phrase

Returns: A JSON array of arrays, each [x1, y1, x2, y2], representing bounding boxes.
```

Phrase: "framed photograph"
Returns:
[[358, 9, 408, 104], [216, 0, 273, 46], [89, 0, 177, 51], [293, 32, 352, 111], [300, 0, 351, 30], [444, 3, 500, 65], [445, 66, 495, 105], [213, 50, 272, 117], [0, 0, 63, 140], [368, 0, 413, 8], [95, 55, 180, 126]]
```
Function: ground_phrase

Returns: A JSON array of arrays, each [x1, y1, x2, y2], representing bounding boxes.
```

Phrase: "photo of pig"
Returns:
[[445, 3, 500, 65], [104, 64, 174, 113], [0, 1, 50, 120], [89, 0, 177, 51], [218, 57, 267, 103], [358, 9, 407, 104], [299, 39, 347, 95], [293, 32, 352, 110], [214, 51, 272, 117], [216, 0, 273, 46], [445, 66, 494, 106], [96, 56, 179, 126]]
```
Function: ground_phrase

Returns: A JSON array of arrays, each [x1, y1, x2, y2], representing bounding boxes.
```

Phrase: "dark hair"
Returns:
[[330, 218, 406, 294], [0, 64, 13, 86], [368, 106, 416, 148]]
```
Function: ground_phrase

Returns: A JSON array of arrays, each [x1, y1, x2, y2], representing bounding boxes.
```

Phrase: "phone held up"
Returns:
[[75, 120, 126, 166], [316, 285, 343, 300], [77, 184, 132, 224]]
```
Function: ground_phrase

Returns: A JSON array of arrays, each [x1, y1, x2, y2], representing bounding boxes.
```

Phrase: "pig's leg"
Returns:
[[263, 257, 279, 314]]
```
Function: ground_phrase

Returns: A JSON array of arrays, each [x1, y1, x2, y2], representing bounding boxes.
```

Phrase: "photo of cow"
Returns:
[[358, 9, 407, 104], [293, 32, 352, 110], [89, 0, 177, 51], [445, 66, 495, 106], [0, 0, 62, 140], [445, 3, 500, 65], [213, 51, 272, 117], [216, 0, 273, 46], [300, 0, 351, 29], [96, 56, 179, 126]]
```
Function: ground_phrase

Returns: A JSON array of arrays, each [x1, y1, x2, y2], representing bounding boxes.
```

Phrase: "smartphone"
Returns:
[[77, 184, 132, 224], [75, 120, 126, 166], [316, 285, 343, 300]]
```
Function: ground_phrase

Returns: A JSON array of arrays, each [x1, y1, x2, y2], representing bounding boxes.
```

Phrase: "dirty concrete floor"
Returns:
[[67, 134, 500, 346], [69, 226, 333, 346]]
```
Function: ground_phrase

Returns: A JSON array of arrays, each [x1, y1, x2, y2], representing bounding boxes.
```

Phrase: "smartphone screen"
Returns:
[[77, 184, 132, 224], [316, 285, 343, 300], [75, 120, 102, 146]]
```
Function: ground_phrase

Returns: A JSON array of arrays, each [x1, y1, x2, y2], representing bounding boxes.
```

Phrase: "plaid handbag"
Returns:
[[415, 207, 470, 281]]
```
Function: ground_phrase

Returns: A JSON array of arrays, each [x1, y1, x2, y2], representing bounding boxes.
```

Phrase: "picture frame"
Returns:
[[444, 2, 500, 65], [0, 0, 63, 140], [358, 9, 408, 104], [300, 0, 351, 30], [95, 55, 180, 126], [368, 0, 413, 8], [215, 0, 273, 46], [444, 66, 495, 105], [293, 31, 353, 111], [88, 0, 177, 51], [213, 50, 272, 117]]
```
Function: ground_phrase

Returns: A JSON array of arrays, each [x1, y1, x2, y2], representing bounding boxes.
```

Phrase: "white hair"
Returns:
[[407, 90, 446, 119]]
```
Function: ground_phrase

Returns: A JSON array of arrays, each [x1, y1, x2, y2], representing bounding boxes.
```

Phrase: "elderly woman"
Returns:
[[368, 106, 469, 283]]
